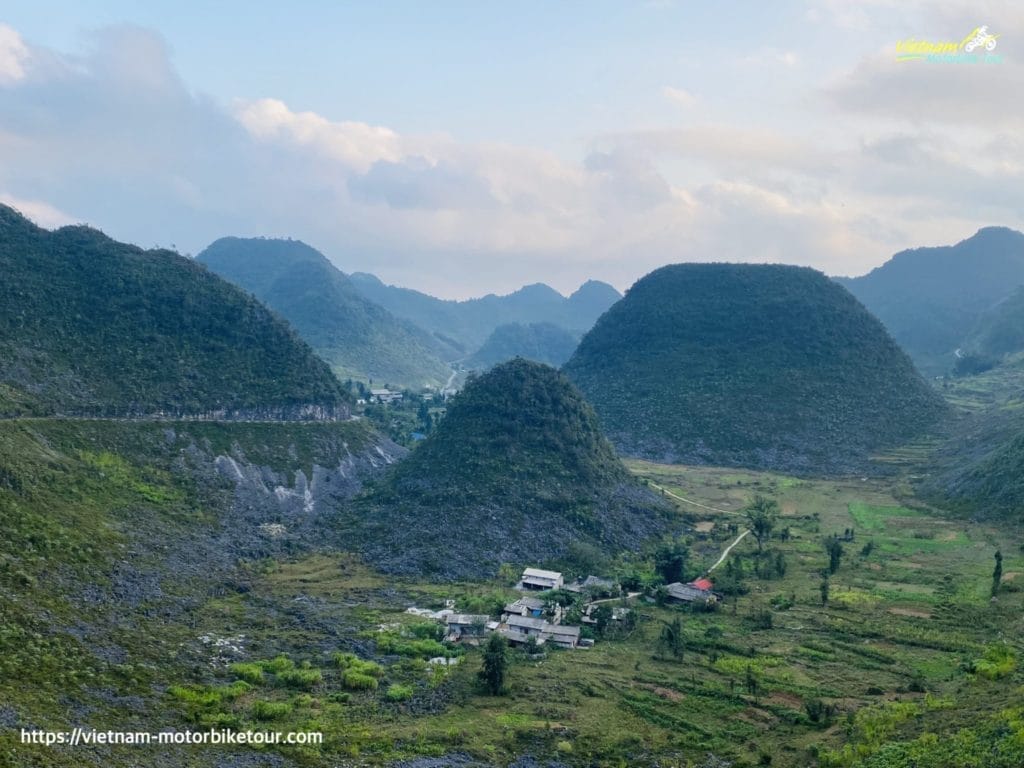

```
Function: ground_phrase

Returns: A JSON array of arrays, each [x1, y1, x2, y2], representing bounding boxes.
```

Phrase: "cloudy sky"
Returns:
[[1, 1, 1021, 298]]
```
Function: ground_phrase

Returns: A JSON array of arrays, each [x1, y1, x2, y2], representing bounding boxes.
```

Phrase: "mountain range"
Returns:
[[0, 206, 347, 418], [838, 227, 1024, 376], [350, 272, 621, 355], [197, 238, 454, 389]]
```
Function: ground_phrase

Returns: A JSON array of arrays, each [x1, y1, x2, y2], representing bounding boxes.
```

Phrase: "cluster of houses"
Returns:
[[425, 568, 587, 650], [406, 568, 720, 653]]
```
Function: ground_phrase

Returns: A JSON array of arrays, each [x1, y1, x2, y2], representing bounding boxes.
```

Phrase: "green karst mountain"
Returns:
[[466, 322, 580, 370], [838, 227, 1024, 375], [0, 205, 347, 418], [964, 286, 1024, 363], [352, 358, 673, 579], [563, 263, 947, 473], [350, 272, 621, 352], [197, 237, 453, 388]]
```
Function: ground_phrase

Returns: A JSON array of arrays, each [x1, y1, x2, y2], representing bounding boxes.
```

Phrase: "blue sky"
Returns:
[[1, 1, 1021, 297]]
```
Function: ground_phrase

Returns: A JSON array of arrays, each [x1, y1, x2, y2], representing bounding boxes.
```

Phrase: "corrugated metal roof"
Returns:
[[522, 567, 562, 581], [506, 615, 548, 631]]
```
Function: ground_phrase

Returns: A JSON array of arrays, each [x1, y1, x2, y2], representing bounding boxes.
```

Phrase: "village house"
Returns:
[[503, 595, 545, 618], [518, 567, 563, 591], [444, 614, 490, 642], [664, 579, 719, 606], [370, 388, 403, 404], [503, 614, 549, 643], [542, 624, 581, 650]]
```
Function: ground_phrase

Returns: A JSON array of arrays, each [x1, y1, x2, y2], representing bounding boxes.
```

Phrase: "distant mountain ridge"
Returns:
[[963, 286, 1024, 362], [837, 227, 1024, 375], [0, 205, 348, 418], [564, 263, 947, 474], [197, 238, 452, 388], [465, 322, 581, 370], [349, 273, 621, 354]]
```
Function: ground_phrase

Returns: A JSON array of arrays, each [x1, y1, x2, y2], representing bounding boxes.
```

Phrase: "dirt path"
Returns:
[[706, 529, 750, 574], [648, 482, 742, 516], [646, 481, 749, 576]]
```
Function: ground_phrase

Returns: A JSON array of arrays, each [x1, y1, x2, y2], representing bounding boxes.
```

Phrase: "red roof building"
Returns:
[[689, 578, 714, 591]]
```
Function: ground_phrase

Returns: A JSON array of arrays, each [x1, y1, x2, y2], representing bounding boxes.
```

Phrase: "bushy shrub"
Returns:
[[229, 662, 265, 685], [333, 652, 384, 678], [342, 671, 380, 691], [252, 700, 293, 721], [259, 655, 296, 674], [973, 644, 1016, 680], [385, 684, 414, 702], [277, 668, 322, 690]]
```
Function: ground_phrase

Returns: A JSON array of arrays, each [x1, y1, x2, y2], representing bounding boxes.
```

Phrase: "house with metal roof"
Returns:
[[542, 624, 581, 649], [665, 581, 718, 605], [519, 567, 563, 591], [503, 595, 546, 618]]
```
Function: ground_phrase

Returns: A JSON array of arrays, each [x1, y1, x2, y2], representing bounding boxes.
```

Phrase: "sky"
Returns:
[[0, 1, 1021, 298]]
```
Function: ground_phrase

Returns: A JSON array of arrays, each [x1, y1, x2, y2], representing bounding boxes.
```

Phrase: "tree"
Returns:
[[745, 664, 760, 698], [744, 495, 778, 553], [774, 551, 787, 578], [592, 604, 613, 637], [820, 575, 830, 606], [657, 617, 685, 660], [478, 633, 509, 695], [824, 536, 844, 574], [992, 549, 1004, 597], [654, 537, 690, 583]]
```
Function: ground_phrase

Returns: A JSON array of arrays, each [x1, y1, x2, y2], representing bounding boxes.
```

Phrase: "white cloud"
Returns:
[[662, 85, 696, 108], [0, 25, 29, 85], [0, 20, 1021, 297], [235, 98, 403, 173]]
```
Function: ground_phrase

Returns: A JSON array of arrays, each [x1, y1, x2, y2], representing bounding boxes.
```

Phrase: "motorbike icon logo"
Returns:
[[964, 25, 998, 52]]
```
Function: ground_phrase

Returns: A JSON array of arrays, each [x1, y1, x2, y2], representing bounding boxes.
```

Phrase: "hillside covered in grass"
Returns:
[[465, 322, 580, 370], [198, 237, 453, 388], [564, 263, 947, 474], [352, 358, 673, 578], [0, 417, 403, 768], [941, 431, 1024, 520], [0, 205, 348, 418]]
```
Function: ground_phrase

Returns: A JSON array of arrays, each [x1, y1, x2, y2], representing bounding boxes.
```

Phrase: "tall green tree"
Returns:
[[657, 617, 685, 660], [820, 575, 830, 606], [824, 536, 844, 574], [478, 633, 509, 695], [654, 537, 690, 583], [744, 495, 778, 553], [992, 549, 1004, 597]]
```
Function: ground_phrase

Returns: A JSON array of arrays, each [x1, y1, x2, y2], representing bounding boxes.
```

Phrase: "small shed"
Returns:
[[445, 614, 490, 641]]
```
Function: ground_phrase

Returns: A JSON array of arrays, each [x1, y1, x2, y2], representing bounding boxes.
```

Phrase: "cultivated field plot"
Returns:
[[167, 462, 1024, 767]]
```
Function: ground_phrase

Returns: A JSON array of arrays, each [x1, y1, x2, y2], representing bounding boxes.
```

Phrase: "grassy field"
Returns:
[[169, 461, 1024, 767]]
